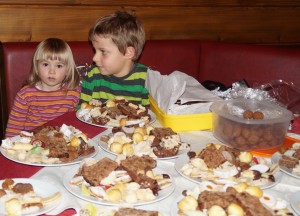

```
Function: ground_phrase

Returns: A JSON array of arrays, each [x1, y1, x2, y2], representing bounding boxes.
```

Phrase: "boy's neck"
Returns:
[[113, 62, 135, 78]]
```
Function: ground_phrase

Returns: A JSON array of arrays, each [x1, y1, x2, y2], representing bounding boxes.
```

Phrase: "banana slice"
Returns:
[[41, 192, 61, 205]]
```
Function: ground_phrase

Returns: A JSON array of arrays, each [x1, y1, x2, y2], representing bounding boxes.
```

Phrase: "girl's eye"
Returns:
[[57, 64, 64, 68], [42, 62, 49, 67]]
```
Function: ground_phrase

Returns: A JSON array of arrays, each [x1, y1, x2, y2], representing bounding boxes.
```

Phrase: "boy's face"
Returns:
[[91, 35, 133, 77]]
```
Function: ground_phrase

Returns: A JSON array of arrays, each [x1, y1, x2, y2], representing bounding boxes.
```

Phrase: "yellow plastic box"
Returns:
[[149, 95, 213, 132]]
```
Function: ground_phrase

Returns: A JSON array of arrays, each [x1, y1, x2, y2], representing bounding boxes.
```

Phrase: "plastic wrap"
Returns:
[[212, 79, 300, 115], [212, 82, 277, 103], [258, 80, 300, 115]]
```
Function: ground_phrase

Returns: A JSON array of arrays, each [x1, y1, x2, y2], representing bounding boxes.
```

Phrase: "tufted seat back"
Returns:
[[1, 40, 300, 139]]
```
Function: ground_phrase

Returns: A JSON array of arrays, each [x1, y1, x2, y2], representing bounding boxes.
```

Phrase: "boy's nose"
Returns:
[[93, 52, 102, 64], [92, 55, 98, 64]]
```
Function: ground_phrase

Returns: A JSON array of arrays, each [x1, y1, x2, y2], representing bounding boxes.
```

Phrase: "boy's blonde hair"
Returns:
[[28, 38, 80, 89], [89, 10, 145, 62]]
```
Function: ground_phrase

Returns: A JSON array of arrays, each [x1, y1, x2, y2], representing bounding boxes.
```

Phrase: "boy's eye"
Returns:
[[101, 50, 107, 55]]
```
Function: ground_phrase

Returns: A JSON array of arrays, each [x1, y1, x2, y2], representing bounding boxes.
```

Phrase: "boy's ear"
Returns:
[[125, 46, 135, 59]]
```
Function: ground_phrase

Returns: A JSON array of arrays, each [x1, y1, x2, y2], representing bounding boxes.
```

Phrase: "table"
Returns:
[[1, 111, 300, 216]]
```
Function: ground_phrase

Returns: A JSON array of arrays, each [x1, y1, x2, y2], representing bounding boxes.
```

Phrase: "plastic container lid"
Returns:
[[210, 99, 294, 124]]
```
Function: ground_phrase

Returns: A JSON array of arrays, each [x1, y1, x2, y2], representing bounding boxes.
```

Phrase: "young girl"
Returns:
[[5, 38, 81, 138]]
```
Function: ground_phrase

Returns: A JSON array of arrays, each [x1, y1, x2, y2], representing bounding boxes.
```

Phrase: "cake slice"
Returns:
[[236, 192, 272, 216], [120, 155, 156, 173], [80, 157, 118, 186], [114, 208, 158, 216], [120, 155, 159, 193], [150, 128, 176, 147], [279, 155, 298, 169]]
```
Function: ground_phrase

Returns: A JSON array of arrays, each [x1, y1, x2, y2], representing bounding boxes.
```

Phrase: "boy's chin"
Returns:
[[99, 69, 111, 76], [100, 71, 111, 76]]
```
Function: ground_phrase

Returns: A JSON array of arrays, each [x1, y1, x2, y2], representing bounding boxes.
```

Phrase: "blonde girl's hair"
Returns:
[[88, 10, 145, 62], [28, 38, 80, 89]]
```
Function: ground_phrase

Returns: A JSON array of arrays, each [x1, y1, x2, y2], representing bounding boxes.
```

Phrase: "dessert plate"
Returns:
[[0, 178, 61, 216], [78, 204, 168, 216], [98, 130, 190, 160], [175, 154, 283, 190], [0, 138, 99, 167], [290, 191, 300, 215], [63, 165, 175, 206], [170, 187, 293, 216], [76, 109, 156, 129], [271, 152, 300, 179]]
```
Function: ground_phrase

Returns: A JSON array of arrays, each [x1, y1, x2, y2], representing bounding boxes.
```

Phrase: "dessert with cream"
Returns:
[[176, 181, 293, 216], [180, 143, 278, 187], [77, 98, 151, 127], [69, 156, 172, 204], [100, 125, 190, 158], [277, 142, 300, 176], [1, 124, 95, 164]]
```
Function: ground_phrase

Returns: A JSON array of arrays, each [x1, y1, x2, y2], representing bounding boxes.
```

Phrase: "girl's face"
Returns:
[[37, 59, 67, 91], [91, 35, 133, 77]]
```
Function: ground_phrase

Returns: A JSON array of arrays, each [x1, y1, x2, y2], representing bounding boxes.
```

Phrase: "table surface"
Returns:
[[1, 111, 300, 216]]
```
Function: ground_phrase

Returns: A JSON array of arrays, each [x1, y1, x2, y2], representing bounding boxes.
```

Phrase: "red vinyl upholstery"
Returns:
[[199, 41, 300, 87], [1, 40, 300, 139], [140, 40, 202, 78]]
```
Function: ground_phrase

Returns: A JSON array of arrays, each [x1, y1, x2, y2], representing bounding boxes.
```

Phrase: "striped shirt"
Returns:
[[79, 63, 150, 107], [5, 85, 81, 138]]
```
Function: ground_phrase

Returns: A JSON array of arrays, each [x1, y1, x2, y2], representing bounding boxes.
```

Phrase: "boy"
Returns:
[[79, 10, 150, 107]]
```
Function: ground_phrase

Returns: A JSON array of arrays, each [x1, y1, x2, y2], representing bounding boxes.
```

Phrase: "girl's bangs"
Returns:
[[37, 49, 68, 63]]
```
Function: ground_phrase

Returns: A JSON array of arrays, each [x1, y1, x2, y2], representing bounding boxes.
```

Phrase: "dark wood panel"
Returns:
[[1, 0, 300, 6], [0, 42, 5, 140], [1, 5, 300, 45]]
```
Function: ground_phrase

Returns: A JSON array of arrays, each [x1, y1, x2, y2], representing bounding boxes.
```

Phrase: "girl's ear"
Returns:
[[125, 46, 135, 59]]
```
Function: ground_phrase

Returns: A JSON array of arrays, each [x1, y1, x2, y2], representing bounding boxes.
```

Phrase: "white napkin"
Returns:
[[178, 130, 221, 151], [146, 70, 222, 115]]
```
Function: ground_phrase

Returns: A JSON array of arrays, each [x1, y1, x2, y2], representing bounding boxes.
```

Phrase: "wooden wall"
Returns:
[[0, 1, 300, 139], [0, 0, 300, 45]]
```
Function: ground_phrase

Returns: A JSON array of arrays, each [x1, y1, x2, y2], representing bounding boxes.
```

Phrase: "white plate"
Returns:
[[76, 109, 156, 129], [290, 191, 300, 215], [271, 152, 300, 179], [175, 154, 283, 190], [0, 178, 61, 216], [0, 139, 99, 167], [63, 165, 175, 206], [98, 130, 190, 160]]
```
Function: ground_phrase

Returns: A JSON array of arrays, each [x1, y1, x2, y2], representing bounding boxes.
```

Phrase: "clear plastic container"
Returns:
[[210, 99, 293, 150]]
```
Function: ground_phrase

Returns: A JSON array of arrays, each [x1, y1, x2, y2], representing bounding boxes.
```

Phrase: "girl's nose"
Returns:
[[49, 66, 56, 74]]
